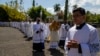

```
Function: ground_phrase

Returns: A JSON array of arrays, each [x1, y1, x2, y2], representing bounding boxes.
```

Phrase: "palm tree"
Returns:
[[20, 0, 23, 5], [73, 4, 78, 10], [19, 0, 24, 12], [54, 4, 61, 20], [54, 4, 60, 12], [15, 0, 18, 10]]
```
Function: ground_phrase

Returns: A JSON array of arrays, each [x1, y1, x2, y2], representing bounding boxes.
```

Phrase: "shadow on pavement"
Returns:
[[32, 51, 45, 56], [49, 49, 64, 56]]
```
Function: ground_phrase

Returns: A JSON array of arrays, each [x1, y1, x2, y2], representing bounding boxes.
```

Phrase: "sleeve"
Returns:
[[58, 24, 63, 38], [80, 29, 100, 56], [46, 24, 50, 38], [42, 23, 48, 38], [33, 24, 38, 33], [67, 24, 70, 30], [88, 29, 100, 53], [64, 31, 70, 51], [80, 43, 91, 56]]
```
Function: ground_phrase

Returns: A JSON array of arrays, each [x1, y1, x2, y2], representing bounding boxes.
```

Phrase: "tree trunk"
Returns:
[[64, 0, 68, 21]]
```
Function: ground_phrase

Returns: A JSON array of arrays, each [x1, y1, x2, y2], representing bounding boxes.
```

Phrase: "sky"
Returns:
[[0, 0, 100, 14]]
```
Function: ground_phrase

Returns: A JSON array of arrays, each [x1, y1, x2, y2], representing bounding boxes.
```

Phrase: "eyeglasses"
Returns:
[[72, 14, 83, 18]]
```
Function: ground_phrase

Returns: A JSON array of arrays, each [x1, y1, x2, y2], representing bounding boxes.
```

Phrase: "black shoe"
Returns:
[[26, 37, 32, 41], [24, 36, 27, 38], [25, 38, 30, 41], [29, 37, 32, 40], [38, 50, 43, 52]]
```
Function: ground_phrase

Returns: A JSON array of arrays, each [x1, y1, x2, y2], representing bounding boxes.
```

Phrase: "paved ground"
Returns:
[[0, 27, 64, 56], [0, 27, 100, 56]]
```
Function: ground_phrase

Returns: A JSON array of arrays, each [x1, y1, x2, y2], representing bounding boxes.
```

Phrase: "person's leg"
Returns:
[[26, 37, 32, 41], [38, 43, 44, 52], [59, 40, 65, 47], [33, 43, 39, 51], [49, 41, 58, 49], [58, 40, 65, 49]]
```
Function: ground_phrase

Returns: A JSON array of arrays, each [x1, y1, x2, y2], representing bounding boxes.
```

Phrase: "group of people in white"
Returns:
[[9, 17, 70, 52], [0, 7, 100, 56]]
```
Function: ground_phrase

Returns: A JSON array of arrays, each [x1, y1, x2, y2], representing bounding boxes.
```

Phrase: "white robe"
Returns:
[[32, 22, 46, 43], [27, 22, 33, 38], [48, 23, 61, 49], [24, 22, 29, 36], [64, 24, 100, 56], [21, 22, 25, 33], [60, 24, 70, 40]]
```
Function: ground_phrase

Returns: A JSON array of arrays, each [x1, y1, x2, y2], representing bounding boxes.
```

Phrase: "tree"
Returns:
[[86, 11, 100, 23], [14, 0, 18, 10], [7, 0, 24, 12], [96, 14, 100, 23], [19, 0, 24, 12], [64, 0, 68, 21], [86, 11, 91, 22], [32, 0, 35, 7], [0, 5, 26, 21], [54, 4, 64, 20], [56, 10, 64, 19], [0, 6, 9, 21], [20, 0, 23, 5], [73, 4, 78, 10], [54, 4, 60, 12], [27, 6, 52, 21]]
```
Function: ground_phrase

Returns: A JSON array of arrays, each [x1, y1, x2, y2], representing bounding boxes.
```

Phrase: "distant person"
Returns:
[[26, 20, 33, 41], [24, 20, 29, 38], [49, 20, 61, 49], [64, 7, 100, 56], [59, 21, 70, 49]]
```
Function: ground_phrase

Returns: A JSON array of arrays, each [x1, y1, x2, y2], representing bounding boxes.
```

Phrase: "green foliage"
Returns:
[[73, 4, 78, 10], [0, 5, 26, 21], [86, 11, 100, 23], [27, 6, 52, 21], [0, 5, 9, 21], [54, 4, 60, 12]]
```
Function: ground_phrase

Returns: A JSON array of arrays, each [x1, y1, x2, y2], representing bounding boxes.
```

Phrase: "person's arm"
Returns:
[[79, 29, 100, 56], [67, 24, 70, 30], [40, 23, 45, 32], [33, 24, 40, 34], [88, 29, 100, 56], [64, 31, 70, 50]]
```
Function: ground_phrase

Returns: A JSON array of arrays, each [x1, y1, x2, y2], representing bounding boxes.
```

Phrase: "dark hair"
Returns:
[[73, 7, 86, 15]]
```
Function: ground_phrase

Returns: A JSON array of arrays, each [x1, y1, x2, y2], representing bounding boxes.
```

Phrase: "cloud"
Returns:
[[89, 8, 100, 14], [68, 0, 100, 14], [69, 0, 100, 6], [61, 6, 64, 11], [96, 0, 100, 5], [46, 6, 65, 14], [87, 0, 100, 5], [46, 7, 55, 14], [46, 0, 100, 14]]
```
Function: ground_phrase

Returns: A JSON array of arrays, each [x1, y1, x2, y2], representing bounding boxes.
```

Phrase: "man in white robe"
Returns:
[[32, 18, 46, 52], [64, 7, 100, 56], [24, 21, 29, 38], [20, 21, 25, 34], [26, 20, 33, 41], [59, 21, 70, 49]]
